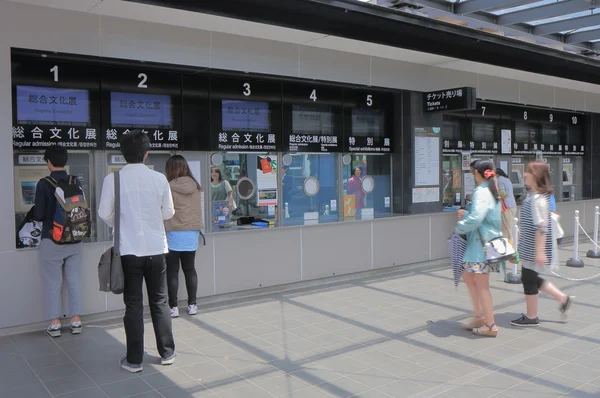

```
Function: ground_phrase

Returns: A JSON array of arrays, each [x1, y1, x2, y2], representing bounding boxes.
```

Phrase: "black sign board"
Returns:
[[424, 87, 476, 112], [283, 82, 343, 153], [11, 56, 101, 150], [181, 74, 210, 151], [343, 90, 393, 153], [101, 67, 182, 150], [210, 76, 281, 152]]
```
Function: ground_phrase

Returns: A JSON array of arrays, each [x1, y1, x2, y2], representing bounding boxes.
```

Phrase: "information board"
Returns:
[[101, 67, 181, 150], [211, 76, 281, 152], [11, 56, 101, 149], [424, 87, 476, 112], [283, 82, 342, 153], [343, 90, 393, 153]]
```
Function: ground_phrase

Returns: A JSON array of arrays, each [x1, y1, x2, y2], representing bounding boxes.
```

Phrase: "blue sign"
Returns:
[[110, 92, 172, 127], [16, 86, 90, 125], [222, 100, 269, 132]]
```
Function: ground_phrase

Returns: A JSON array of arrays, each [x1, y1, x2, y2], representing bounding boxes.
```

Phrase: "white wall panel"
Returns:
[[214, 229, 301, 295], [478, 75, 519, 103], [370, 56, 430, 91], [211, 32, 299, 77], [100, 17, 211, 67], [519, 82, 555, 108], [429, 67, 479, 93], [0, 1, 101, 56], [0, 46, 14, 253], [298, 46, 370, 86], [585, 93, 600, 113], [430, 213, 457, 260], [373, 216, 430, 268], [301, 222, 372, 280], [555, 88, 586, 112]]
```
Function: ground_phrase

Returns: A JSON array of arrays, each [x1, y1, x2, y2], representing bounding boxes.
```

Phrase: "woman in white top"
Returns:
[[511, 161, 574, 327]]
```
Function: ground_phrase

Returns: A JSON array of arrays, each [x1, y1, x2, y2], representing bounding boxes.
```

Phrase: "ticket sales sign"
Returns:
[[424, 87, 476, 113]]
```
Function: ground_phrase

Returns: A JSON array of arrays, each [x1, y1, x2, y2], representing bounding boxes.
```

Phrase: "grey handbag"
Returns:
[[98, 171, 124, 294]]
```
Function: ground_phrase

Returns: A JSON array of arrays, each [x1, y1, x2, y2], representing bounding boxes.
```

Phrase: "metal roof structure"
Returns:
[[376, 0, 600, 57]]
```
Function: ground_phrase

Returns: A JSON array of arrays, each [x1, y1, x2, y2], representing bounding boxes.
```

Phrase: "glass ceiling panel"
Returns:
[[488, 0, 561, 16]]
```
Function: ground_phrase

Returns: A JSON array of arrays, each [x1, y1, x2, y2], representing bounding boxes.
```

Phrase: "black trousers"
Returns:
[[121, 254, 175, 365], [166, 250, 198, 308]]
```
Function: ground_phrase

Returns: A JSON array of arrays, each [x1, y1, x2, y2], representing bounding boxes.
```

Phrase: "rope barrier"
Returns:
[[541, 216, 600, 282]]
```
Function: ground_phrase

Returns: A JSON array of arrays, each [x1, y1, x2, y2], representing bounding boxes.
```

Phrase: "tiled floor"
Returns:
[[3, 242, 600, 397]]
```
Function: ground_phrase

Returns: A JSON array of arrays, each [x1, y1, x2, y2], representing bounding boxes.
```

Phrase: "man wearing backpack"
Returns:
[[33, 145, 88, 337], [98, 131, 176, 373]]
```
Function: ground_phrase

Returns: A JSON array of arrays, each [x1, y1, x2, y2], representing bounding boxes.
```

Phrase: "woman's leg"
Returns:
[[180, 251, 198, 306], [474, 273, 495, 327], [462, 271, 481, 318], [512, 268, 541, 326], [539, 280, 568, 304], [165, 251, 181, 309]]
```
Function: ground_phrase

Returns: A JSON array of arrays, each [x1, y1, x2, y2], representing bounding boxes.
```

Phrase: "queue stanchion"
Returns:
[[566, 210, 585, 268], [505, 217, 521, 284], [586, 206, 600, 258]]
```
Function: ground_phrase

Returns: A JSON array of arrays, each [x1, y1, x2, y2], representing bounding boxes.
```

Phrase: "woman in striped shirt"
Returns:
[[511, 161, 574, 327]]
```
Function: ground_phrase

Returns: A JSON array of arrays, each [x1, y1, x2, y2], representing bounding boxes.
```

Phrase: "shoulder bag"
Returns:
[[98, 171, 125, 294], [478, 229, 516, 264]]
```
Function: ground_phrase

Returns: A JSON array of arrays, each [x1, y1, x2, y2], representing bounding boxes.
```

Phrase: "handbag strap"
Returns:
[[114, 171, 121, 253]]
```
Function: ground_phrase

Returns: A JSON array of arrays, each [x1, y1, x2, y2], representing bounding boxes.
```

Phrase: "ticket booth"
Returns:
[[341, 90, 394, 218], [208, 75, 281, 230], [11, 54, 101, 248]]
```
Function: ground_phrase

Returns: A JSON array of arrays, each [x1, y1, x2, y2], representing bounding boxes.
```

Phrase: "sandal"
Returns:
[[462, 316, 485, 330], [473, 323, 498, 337]]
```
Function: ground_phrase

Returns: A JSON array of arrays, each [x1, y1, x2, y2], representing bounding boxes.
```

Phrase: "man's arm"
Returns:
[[98, 174, 115, 228], [161, 178, 175, 221], [32, 179, 49, 221]]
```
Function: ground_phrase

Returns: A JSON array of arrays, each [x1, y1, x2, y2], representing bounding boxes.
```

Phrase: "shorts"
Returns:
[[463, 262, 499, 275], [521, 267, 545, 295]]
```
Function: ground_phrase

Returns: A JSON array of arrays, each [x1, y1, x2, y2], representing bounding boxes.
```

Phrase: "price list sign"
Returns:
[[101, 68, 181, 150], [11, 57, 101, 149]]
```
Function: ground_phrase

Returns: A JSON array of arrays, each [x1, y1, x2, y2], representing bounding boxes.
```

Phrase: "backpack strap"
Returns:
[[44, 176, 58, 188]]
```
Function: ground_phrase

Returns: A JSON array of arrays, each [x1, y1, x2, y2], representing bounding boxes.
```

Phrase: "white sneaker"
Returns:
[[188, 304, 198, 315], [170, 307, 179, 318]]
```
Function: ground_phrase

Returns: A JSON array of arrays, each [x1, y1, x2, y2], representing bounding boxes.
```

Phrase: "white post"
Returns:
[[587, 206, 600, 258], [512, 217, 519, 276], [505, 217, 521, 283], [567, 210, 585, 267]]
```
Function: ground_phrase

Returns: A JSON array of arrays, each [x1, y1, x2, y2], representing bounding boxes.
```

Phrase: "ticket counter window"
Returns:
[[14, 151, 95, 248], [210, 153, 276, 230], [562, 158, 583, 201], [281, 153, 338, 224], [442, 154, 461, 208], [342, 154, 391, 218]]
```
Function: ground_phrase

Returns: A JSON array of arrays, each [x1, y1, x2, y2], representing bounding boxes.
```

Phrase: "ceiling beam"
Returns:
[[498, 0, 597, 26], [455, 0, 536, 15], [565, 27, 600, 43], [534, 12, 600, 35]]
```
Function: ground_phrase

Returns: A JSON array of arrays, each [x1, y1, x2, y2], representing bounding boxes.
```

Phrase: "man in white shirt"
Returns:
[[98, 131, 176, 373]]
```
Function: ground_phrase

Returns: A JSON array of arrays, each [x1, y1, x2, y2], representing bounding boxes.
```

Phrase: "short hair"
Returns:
[[120, 130, 149, 164], [43, 145, 68, 168]]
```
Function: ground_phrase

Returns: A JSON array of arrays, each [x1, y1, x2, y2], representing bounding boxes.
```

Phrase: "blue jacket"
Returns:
[[456, 181, 503, 263]]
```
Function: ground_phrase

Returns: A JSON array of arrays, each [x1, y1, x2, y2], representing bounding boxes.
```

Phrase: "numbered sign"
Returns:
[[342, 90, 393, 153], [11, 54, 101, 149], [209, 76, 282, 152], [100, 67, 182, 150], [282, 82, 343, 153]]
